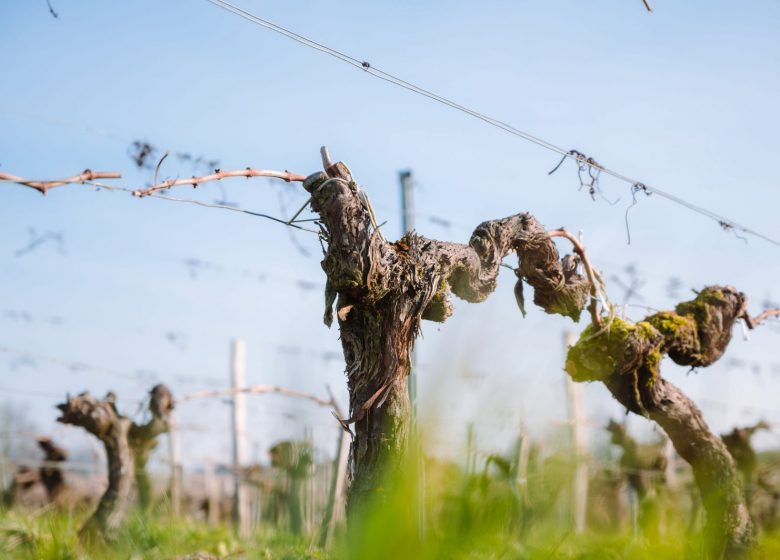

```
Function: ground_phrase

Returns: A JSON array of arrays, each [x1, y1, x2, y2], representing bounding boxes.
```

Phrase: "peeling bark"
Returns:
[[56, 384, 173, 540], [567, 287, 755, 558], [305, 160, 588, 515]]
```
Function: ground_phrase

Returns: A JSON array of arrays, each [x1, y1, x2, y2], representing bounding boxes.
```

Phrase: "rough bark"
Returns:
[[305, 160, 589, 516], [56, 384, 173, 540], [37, 437, 68, 502], [566, 287, 755, 558], [128, 384, 174, 511]]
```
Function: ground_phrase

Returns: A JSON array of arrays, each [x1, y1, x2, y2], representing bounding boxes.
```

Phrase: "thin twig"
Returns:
[[152, 151, 170, 188], [286, 196, 312, 225], [132, 168, 306, 197], [0, 170, 122, 195], [548, 228, 605, 327], [749, 309, 780, 328], [148, 193, 320, 233]]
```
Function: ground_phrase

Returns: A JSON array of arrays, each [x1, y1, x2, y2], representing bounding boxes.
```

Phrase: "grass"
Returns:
[[4, 506, 780, 559], [0, 508, 319, 560], [4, 446, 780, 559]]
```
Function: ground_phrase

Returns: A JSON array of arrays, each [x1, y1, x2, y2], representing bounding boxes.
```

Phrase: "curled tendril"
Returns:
[[624, 183, 651, 244]]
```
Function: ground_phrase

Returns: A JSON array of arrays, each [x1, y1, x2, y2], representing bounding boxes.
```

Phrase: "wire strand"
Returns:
[[84, 181, 319, 233], [205, 0, 780, 249]]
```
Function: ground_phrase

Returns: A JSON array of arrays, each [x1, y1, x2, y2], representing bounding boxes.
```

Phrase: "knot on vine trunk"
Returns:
[[129, 384, 175, 455], [148, 383, 174, 419], [565, 317, 663, 384], [444, 215, 590, 321], [57, 392, 126, 441], [513, 225, 589, 321], [650, 285, 746, 367]]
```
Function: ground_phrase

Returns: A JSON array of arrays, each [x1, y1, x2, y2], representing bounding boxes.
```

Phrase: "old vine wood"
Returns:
[[305, 152, 591, 517], [56, 384, 173, 540], [566, 287, 757, 557]]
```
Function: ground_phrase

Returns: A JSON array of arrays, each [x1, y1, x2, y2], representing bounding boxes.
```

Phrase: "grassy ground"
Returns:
[[0, 508, 317, 560], [4, 452, 779, 559], [4, 506, 780, 559]]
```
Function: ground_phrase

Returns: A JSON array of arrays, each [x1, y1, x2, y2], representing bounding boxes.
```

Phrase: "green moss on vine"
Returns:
[[565, 317, 663, 384], [675, 287, 726, 325], [565, 318, 633, 382], [422, 278, 453, 322], [645, 311, 692, 337]]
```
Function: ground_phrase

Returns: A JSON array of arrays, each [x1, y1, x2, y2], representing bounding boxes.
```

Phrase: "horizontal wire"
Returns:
[[0, 175, 317, 234], [1, 304, 343, 365], [84, 180, 319, 234], [0, 344, 217, 385], [1, 106, 470, 237], [150, 193, 319, 233], [205, 0, 780, 249]]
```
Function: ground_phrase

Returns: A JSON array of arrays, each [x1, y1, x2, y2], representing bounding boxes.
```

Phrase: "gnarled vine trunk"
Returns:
[[567, 287, 755, 558], [306, 154, 589, 516], [57, 392, 134, 541], [57, 384, 173, 540]]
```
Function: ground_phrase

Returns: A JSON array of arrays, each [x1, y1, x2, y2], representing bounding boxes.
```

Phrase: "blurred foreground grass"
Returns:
[[0, 507, 320, 559], [4, 507, 780, 559], [4, 441, 780, 558]]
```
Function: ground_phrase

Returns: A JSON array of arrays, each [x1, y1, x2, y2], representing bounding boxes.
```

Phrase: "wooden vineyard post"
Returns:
[[230, 338, 250, 537]]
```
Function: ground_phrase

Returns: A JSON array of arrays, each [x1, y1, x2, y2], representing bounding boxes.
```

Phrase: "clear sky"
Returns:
[[1, 1, 780, 470]]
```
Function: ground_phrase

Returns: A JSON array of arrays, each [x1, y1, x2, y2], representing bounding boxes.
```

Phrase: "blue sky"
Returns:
[[1, 0, 780, 468]]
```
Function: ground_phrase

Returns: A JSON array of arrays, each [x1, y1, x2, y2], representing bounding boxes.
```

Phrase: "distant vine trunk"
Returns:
[[57, 384, 173, 540], [722, 420, 769, 507], [307, 150, 590, 517], [129, 384, 174, 512], [269, 440, 313, 535], [57, 391, 134, 541], [37, 437, 68, 502], [566, 287, 756, 558]]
